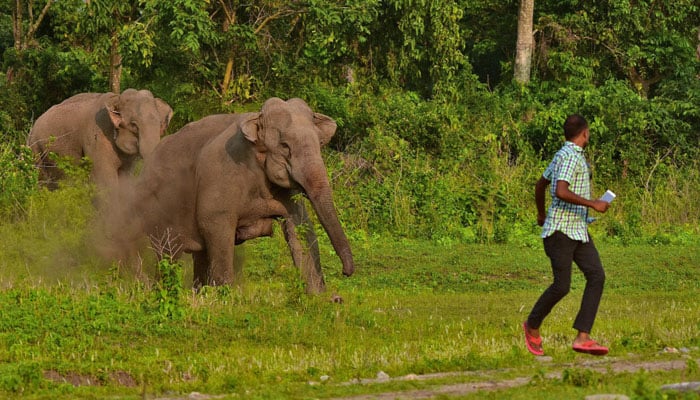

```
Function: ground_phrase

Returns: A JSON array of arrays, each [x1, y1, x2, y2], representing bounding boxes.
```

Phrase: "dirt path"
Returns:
[[327, 357, 699, 400], [135, 356, 699, 399]]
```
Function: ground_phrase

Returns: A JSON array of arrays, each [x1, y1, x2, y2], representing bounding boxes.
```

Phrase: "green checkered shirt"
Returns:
[[541, 141, 591, 242]]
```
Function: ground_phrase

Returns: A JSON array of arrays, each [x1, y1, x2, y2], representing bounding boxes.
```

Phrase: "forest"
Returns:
[[1, 0, 699, 243]]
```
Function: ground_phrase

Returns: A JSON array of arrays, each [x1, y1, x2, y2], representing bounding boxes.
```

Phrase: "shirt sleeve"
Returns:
[[542, 159, 555, 181], [556, 153, 578, 184]]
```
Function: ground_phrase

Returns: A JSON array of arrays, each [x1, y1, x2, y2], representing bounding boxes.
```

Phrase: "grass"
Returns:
[[0, 186, 699, 399]]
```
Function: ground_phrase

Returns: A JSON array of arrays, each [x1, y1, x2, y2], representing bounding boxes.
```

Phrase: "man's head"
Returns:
[[563, 114, 590, 146]]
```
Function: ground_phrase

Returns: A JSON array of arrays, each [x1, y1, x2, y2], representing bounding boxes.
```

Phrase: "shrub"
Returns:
[[152, 255, 185, 320], [0, 144, 39, 219]]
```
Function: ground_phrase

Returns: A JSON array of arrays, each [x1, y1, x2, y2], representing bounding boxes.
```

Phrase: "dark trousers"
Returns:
[[527, 231, 606, 333]]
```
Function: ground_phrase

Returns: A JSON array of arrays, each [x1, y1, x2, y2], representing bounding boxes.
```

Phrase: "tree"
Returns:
[[5, 0, 54, 84], [696, 25, 699, 61], [11, 0, 54, 51], [212, 0, 299, 102], [77, 0, 154, 93], [514, 0, 534, 84], [459, 0, 519, 87], [535, 0, 699, 98], [368, 0, 468, 98]]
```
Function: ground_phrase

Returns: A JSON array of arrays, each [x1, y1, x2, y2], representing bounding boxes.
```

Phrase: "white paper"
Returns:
[[600, 190, 616, 203]]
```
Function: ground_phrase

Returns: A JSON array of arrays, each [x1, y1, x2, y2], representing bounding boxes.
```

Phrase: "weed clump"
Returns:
[[151, 255, 186, 320]]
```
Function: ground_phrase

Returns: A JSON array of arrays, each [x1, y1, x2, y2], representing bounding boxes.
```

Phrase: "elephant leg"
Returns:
[[256, 198, 289, 218], [281, 218, 303, 268], [37, 152, 61, 190], [192, 250, 209, 290], [208, 245, 235, 286], [235, 218, 275, 244], [200, 220, 237, 286], [37, 144, 81, 190], [282, 199, 325, 294]]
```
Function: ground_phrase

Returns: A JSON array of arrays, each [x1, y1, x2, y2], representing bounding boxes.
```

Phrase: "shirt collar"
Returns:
[[565, 141, 584, 153]]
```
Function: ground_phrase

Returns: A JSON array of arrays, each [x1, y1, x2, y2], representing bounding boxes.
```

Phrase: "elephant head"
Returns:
[[240, 97, 355, 277], [105, 89, 173, 159]]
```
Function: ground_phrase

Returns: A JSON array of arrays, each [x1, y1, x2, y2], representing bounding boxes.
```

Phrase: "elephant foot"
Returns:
[[304, 277, 326, 295]]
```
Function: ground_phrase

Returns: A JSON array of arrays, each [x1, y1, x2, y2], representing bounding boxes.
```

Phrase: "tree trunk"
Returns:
[[12, 0, 53, 51], [13, 0, 23, 50], [109, 34, 122, 94], [25, 0, 53, 50], [220, 3, 236, 97], [514, 0, 534, 84], [222, 57, 234, 95]]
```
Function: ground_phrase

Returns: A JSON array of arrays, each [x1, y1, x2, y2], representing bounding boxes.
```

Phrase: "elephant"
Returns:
[[27, 89, 173, 191], [105, 97, 355, 293]]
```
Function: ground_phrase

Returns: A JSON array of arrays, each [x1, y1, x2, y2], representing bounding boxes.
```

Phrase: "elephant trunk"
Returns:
[[299, 163, 355, 277], [138, 126, 161, 160]]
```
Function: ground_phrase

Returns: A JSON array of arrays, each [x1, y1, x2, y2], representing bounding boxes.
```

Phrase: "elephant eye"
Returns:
[[129, 121, 139, 134], [280, 142, 291, 156]]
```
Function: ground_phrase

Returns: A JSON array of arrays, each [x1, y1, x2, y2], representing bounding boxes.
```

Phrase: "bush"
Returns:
[[152, 256, 185, 320], [0, 143, 38, 219], [321, 83, 537, 243]]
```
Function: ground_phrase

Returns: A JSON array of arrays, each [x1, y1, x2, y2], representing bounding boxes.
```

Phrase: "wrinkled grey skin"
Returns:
[[110, 97, 355, 293], [28, 89, 173, 190]]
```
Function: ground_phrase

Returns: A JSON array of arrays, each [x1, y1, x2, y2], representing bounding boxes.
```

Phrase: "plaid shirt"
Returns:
[[541, 141, 591, 242]]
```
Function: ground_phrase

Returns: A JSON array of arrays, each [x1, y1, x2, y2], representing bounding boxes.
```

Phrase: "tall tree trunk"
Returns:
[[220, 2, 236, 97], [514, 0, 534, 84], [13, 0, 23, 50], [109, 34, 122, 94], [222, 57, 234, 95]]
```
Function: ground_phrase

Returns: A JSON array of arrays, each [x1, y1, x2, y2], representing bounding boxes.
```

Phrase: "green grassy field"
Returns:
[[1, 204, 699, 400]]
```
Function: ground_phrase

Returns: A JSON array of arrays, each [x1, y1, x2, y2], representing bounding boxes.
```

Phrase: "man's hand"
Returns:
[[590, 199, 610, 213], [537, 213, 546, 226]]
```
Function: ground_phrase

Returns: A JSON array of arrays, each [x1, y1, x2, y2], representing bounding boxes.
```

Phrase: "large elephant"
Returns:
[[107, 97, 354, 293], [28, 89, 173, 190]]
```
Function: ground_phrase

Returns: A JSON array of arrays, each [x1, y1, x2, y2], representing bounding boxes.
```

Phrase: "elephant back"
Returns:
[[30, 93, 113, 138]]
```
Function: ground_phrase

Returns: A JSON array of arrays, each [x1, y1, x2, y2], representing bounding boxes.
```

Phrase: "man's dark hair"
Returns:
[[563, 114, 588, 140]]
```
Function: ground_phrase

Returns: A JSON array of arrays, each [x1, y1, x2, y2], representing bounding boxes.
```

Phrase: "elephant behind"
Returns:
[[28, 89, 173, 190], [105, 98, 355, 293]]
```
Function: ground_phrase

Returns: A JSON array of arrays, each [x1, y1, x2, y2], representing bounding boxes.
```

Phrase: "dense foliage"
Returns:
[[1, 0, 699, 242]]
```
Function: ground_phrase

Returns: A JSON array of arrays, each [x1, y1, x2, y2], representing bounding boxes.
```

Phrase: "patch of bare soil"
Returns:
[[43, 369, 137, 387], [328, 357, 700, 400]]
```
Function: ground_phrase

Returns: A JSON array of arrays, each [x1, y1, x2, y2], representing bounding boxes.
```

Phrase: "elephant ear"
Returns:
[[314, 113, 337, 147], [105, 93, 123, 128], [155, 98, 173, 136], [240, 113, 262, 144]]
